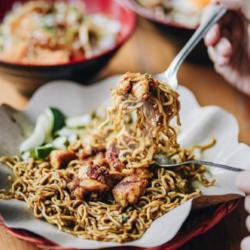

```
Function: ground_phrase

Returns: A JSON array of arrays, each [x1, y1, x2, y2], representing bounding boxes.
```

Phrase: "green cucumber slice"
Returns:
[[21, 151, 32, 161], [66, 114, 91, 128], [20, 112, 52, 152], [20, 107, 65, 153], [44, 108, 54, 141], [56, 128, 76, 137], [50, 107, 65, 133], [57, 127, 84, 137], [35, 144, 53, 159], [68, 134, 78, 145], [52, 136, 69, 149]]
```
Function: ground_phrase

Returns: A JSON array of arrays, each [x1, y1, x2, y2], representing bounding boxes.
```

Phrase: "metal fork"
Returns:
[[157, 4, 227, 89], [155, 155, 243, 172], [154, 5, 239, 172]]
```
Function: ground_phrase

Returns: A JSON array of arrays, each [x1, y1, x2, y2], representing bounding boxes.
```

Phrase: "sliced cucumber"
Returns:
[[52, 136, 68, 149], [20, 107, 65, 153], [35, 144, 53, 159], [55, 129, 79, 145], [56, 127, 76, 137], [21, 151, 32, 161], [20, 111, 52, 152], [66, 114, 91, 128], [57, 127, 84, 137], [50, 107, 65, 132], [44, 108, 54, 141], [68, 134, 78, 145]]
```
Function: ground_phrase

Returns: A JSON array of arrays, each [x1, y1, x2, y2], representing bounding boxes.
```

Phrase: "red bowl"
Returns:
[[0, 200, 240, 250], [0, 0, 137, 94], [121, 0, 200, 30]]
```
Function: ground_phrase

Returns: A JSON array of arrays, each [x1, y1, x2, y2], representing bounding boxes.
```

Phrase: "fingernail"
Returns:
[[217, 38, 232, 57], [205, 28, 216, 46], [217, 56, 230, 66]]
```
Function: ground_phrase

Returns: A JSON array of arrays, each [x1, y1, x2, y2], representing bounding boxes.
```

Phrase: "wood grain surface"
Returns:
[[0, 18, 249, 250]]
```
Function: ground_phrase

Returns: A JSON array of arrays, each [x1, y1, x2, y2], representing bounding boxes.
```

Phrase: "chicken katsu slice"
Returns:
[[112, 168, 151, 207]]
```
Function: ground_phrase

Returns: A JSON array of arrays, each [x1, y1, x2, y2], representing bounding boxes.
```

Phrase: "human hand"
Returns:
[[204, 0, 250, 95], [236, 171, 250, 250]]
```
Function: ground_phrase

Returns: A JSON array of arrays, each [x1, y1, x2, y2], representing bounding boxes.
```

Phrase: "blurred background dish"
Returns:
[[0, 1, 123, 65], [0, 0, 136, 94], [126, 0, 210, 29], [122, 0, 211, 63]]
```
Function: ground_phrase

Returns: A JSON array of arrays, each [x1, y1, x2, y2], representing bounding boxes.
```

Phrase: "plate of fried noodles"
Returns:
[[0, 73, 249, 249]]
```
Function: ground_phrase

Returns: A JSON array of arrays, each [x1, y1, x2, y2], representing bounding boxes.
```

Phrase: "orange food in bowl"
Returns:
[[190, 0, 210, 9]]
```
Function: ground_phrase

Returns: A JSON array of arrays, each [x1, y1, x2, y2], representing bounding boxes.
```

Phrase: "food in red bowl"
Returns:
[[125, 0, 210, 29], [0, 0, 136, 94], [122, 0, 211, 63]]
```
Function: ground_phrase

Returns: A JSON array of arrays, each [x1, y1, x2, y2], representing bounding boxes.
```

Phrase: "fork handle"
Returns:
[[184, 160, 242, 172], [163, 5, 226, 87]]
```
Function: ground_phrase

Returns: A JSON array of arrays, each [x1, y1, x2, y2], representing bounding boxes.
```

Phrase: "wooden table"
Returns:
[[0, 18, 249, 250]]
